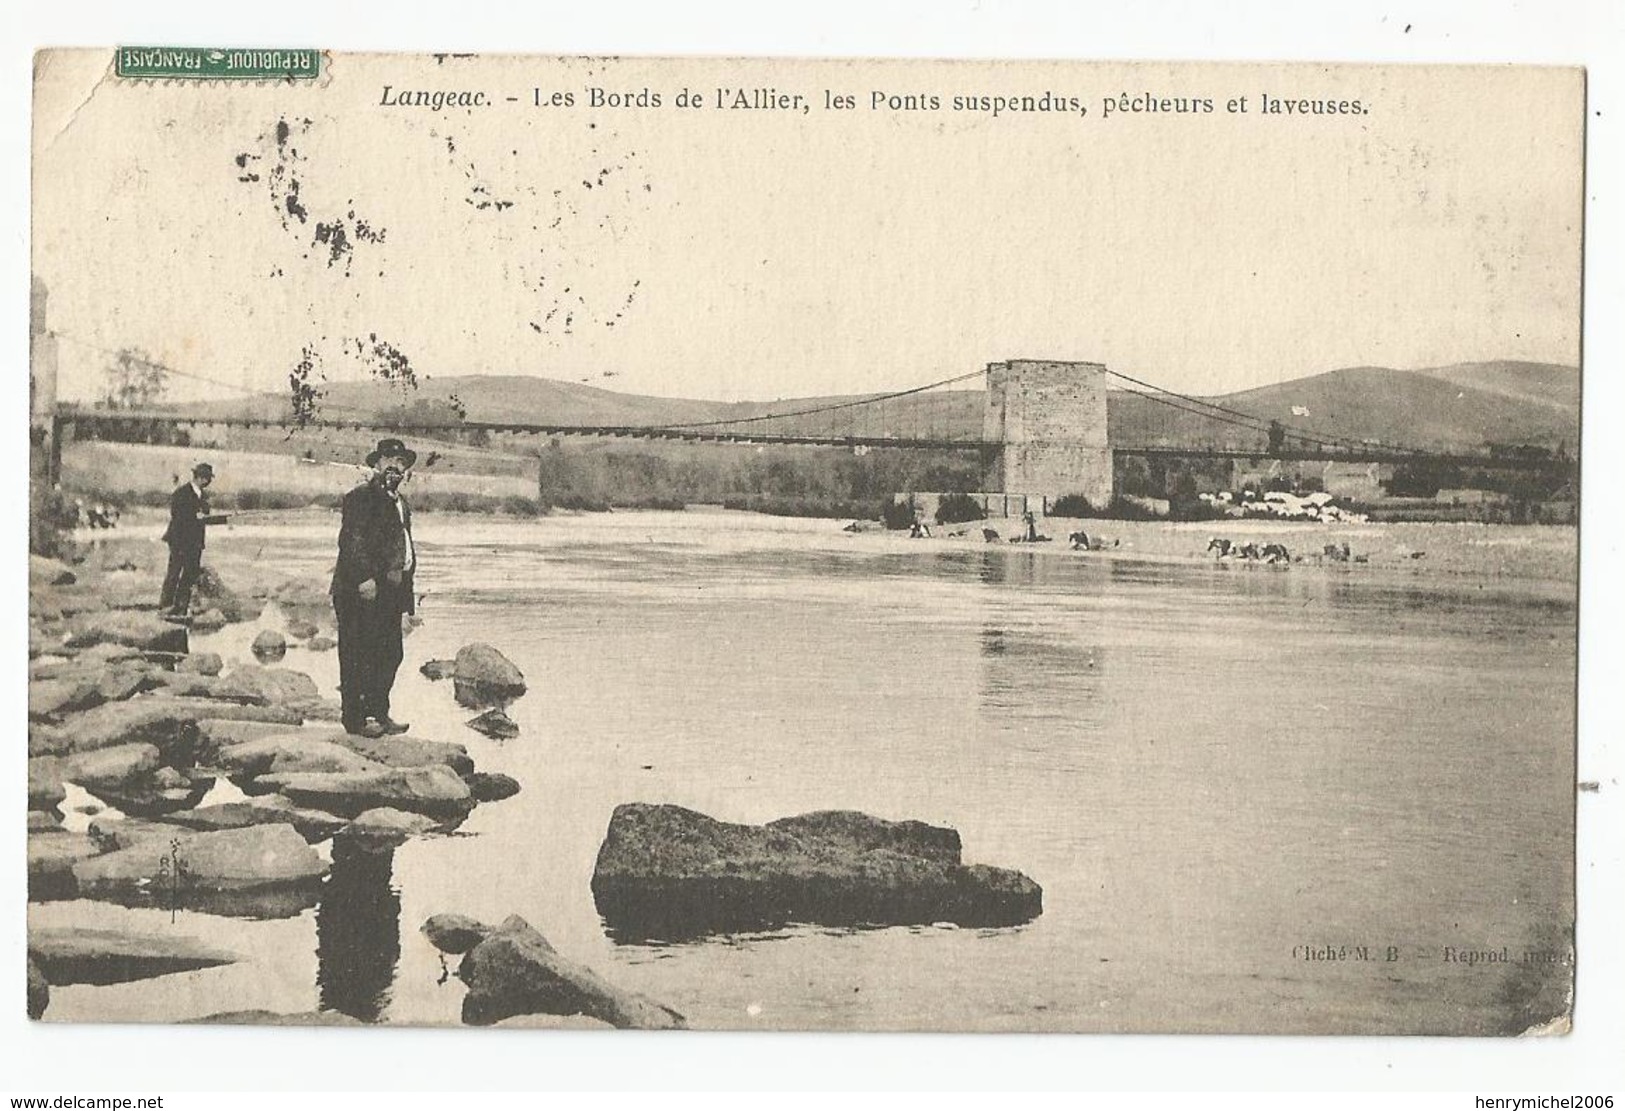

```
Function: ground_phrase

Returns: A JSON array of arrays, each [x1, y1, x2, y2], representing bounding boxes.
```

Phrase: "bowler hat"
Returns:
[[192, 462, 215, 477], [365, 437, 417, 468]]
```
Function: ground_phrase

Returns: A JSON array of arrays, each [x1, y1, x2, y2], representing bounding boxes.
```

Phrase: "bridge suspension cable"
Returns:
[[1105, 367, 1427, 456], [649, 368, 985, 432]]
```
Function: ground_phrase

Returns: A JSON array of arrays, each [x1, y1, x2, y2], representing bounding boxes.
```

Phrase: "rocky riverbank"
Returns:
[[26, 539, 527, 1019]]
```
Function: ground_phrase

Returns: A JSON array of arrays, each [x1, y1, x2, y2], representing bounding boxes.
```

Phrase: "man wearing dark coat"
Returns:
[[332, 438, 418, 738], [159, 462, 228, 619]]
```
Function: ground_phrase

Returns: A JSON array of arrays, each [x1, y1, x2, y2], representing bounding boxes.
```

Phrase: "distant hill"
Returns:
[[165, 360, 1580, 455], [1110, 362, 1579, 453]]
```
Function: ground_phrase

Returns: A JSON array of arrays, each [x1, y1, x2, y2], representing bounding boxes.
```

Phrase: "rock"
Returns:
[[28, 677, 98, 721], [177, 650, 224, 676], [421, 913, 493, 955], [73, 824, 328, 916], [28, 697, 302, 760], [28, 958, 49, 1019], [158, 798, 348, 843], [340, 807, 439, 849], [38, 585, 107, 620], [77, 642, 147, 666], [193, 567, 263, 624], [306, 635, 337, 652], [270, 576, 331, 609], [27, 757, 66, 812], [28, 830, 99, 900], [191, 608, 228, 633], [194, 717, 300, 764], [590, 804, 1043, 940], [62, 743, 161, 793], [250, 630, 287, 662], [95, 666, 152, 704], [466, 771, 521, 803], [455, 914, 686, 1029], [28, 926, 238, 986], [30, 555, 77, 588], [28, 810, 63, 833], [83, 772, 214, 818], [264, 764, 476, 820], [466, 709, 519, 739], [64, 611, 187, 654], [218, 666, 321, 710], [189, 1009, 362, 1026], [143, 671, 268, 703], [451, 644, 527, 708], [215, 732, 383, 778], [420, 658, 455, 681], [286, 617, 320, 640], [329, 731, 475, 777]]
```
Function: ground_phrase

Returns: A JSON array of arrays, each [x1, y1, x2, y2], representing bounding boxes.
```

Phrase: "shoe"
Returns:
[[355, 720, 386, 739], [375, 717, 410, 735]]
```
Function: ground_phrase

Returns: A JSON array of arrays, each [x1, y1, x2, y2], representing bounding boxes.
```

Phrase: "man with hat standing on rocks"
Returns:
[[159, 461, 229, 621], [332, 438, 419, 738]]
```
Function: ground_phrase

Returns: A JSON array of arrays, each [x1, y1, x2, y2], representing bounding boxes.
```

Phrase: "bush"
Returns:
[[1049, 493, 1098, 517], [880, 499, 916, 530], [610, 496, 687, 511], [933, 493, 986, 525], [499, 494, 545, 516], [1168, 498, 1230, 522]]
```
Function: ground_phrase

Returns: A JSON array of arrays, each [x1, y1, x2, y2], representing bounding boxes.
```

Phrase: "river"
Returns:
[[34, 510, 1578, 1033]]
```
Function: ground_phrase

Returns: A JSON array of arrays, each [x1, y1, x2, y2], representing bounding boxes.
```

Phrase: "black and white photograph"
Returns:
[[15, 35, 1610, 1082]]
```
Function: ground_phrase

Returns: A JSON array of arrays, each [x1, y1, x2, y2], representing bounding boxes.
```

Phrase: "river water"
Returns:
[[36, 510, 1577, 1033]]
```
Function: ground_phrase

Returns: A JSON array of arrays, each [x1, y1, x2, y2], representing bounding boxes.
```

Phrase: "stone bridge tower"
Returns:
[[982, 359, 1112, 510]]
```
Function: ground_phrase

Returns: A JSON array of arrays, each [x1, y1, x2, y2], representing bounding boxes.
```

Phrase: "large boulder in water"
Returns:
[[590, 804, 1043, 940], [451, 644, 526, 707], [439, 913, 685, 1029]]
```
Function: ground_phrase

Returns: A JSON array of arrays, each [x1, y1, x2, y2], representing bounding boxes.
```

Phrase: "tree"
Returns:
[[102, 347, 169, 410]]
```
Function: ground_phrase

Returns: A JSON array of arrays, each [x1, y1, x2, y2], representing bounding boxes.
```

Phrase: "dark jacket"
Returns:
[[161, 482, 217, 551], [331, 479, 417, 614]]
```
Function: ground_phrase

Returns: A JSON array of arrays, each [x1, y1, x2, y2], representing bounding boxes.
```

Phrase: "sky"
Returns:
[[32, 52, 1584, 405]]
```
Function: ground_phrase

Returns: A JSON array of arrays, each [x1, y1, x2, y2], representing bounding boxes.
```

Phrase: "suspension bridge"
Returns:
[[44, 359, 1576, 502]]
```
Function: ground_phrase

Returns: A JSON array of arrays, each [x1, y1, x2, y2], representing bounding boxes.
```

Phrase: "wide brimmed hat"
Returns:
[[365, 437, 418, 468]]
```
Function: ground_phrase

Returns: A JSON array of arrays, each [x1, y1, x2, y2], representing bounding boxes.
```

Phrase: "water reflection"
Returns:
[[315, 838, 401, 1023]]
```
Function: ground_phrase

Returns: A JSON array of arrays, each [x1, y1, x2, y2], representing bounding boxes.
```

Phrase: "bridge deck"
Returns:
[[51, 410, 1574, 472]]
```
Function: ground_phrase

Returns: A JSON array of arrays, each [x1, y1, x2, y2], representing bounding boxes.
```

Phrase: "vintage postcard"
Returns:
[[26, 50, 1581, 1034]]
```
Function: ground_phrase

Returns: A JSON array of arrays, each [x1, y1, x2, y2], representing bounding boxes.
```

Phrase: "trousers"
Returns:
[[334, 584, 406, 728], [159, 543, 203, 614]]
